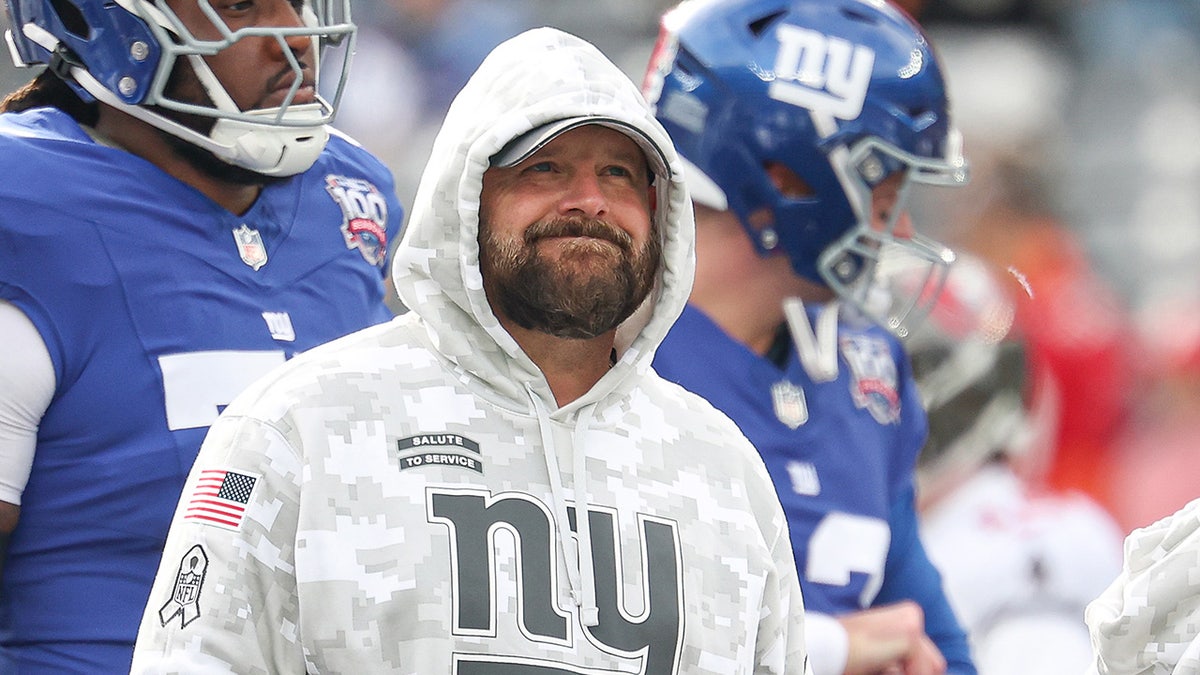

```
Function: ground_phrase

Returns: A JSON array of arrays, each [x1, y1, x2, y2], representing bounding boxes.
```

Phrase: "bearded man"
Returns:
[[131, 26, 813, 674]]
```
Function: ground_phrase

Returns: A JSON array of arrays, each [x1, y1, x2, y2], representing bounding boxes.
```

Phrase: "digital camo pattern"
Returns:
[[132, 27, 809, 675], [132, 325, 805, 674], [1085, 497, 1200, 675]]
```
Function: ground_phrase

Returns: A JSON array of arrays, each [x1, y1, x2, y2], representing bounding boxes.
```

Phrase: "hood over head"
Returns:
[[391, 27, 695, 412]]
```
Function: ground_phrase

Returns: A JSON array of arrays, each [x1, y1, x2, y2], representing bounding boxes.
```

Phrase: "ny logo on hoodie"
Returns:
[[430, 490, 684, 673]]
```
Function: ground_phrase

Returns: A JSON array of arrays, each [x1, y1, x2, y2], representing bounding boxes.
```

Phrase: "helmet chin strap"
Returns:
[[76, 64, 326, 176], [20, 22, 327, 177], [206, 108, 328, 176], [182, 53, 328, 176]]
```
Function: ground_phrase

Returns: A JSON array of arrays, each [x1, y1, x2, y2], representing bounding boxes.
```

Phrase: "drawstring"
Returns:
[[572, 404, 599, 626], [783, 298, 840, 382], [525, 383, 600, 626]]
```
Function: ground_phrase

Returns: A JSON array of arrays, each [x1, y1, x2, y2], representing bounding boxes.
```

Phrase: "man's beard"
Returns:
[[480, 215, 662, 339], [160, 129, 282, 187], [152, 61, 285, 188]]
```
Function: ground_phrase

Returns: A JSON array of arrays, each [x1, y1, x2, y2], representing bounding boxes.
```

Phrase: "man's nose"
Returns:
[[559, 172, 609, 218], [266, 1, 313, 58]]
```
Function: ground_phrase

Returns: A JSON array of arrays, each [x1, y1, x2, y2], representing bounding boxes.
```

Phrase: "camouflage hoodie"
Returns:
[[132, 28, 810, 675]]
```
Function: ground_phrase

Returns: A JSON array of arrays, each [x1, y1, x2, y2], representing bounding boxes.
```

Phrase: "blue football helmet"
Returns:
[[2, 0, 355, 176], [645, 0, 967, 333]]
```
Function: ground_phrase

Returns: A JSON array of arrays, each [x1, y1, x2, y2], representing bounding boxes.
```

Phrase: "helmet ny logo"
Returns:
[[769, 25, 875, 120]]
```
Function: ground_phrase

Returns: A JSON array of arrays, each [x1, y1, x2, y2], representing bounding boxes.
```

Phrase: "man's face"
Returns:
[[478, 125, 661, 340], [157, 0, 317, 182], [165, 0, 316, 114], [868, 171, 915, 238]]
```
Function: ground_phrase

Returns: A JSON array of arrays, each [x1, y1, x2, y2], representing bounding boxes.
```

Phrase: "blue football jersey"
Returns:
[[654, 302, 974, 673], [0, 108, 403, 673]]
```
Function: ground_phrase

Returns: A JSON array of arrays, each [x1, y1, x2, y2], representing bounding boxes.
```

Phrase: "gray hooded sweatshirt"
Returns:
[[132, 28, 810, 675]]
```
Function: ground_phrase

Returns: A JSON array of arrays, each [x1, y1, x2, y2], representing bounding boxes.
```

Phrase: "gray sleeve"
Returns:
[[740, 434, 812, 675], [132, 413, 306, 675], [0, 300, 55, 505], [770, 486, 815, 675]]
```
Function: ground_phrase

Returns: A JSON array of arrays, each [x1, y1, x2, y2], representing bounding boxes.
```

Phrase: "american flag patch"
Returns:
[[183, 469, 258, 531]]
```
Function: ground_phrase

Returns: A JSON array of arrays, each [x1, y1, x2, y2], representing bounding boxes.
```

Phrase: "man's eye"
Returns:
[[604, 165, 633, 177], [525, 162, 554, 173]]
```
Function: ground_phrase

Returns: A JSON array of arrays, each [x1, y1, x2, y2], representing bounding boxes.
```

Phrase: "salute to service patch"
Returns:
[[396, 433, 483, 474]]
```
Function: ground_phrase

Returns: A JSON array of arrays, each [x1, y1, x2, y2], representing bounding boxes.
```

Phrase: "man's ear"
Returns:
[[648, 185, 658, 213]]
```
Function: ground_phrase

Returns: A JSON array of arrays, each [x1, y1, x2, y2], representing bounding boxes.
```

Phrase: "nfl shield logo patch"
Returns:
[[771, 381, 808, 429], [159, 545, 208, 628], [232, 224, 268, 271]]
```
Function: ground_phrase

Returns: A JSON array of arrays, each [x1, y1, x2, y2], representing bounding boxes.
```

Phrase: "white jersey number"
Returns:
[[159, 351, 286, 430], [806, 511, 890, 607]]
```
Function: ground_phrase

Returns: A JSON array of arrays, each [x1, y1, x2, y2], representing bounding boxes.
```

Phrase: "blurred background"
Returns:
[[3, 0, 1199, 535]]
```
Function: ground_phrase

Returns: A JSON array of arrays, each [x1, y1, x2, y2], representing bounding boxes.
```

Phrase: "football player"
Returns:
[[906, 253, 1124, 675], [0, 0, 402, 671], [646, 0, 975, 673]]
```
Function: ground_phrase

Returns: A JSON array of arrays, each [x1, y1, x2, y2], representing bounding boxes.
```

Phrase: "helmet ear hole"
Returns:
[[747, 11, 786, 37], [840, 6, 878, 24], [764, 161, 814, 200], [48, 0, 90, 38]]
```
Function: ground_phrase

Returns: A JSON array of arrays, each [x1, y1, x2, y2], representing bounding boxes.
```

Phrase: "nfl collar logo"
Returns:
[[771, 381, 808, 429], [232, 224, 268, 271]]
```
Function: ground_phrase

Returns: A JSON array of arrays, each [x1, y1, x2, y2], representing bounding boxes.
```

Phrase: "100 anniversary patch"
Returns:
[[396, 434, 483, 473]]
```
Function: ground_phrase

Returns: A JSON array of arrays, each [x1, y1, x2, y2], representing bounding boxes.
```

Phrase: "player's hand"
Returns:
[[839, 600, 947, 675]]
